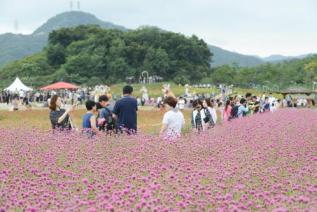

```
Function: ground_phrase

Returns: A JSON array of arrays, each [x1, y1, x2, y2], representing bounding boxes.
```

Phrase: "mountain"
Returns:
[[33, 11, 127, 35], [0, 10, 314, 69], [0, 11, 127, 68], [209, 45, 264, 67], [263, 54, 313, 63], [0, 33, 47, 68]]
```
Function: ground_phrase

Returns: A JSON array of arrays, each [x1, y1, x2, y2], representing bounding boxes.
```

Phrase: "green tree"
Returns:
[[47, 44, 66, 67]]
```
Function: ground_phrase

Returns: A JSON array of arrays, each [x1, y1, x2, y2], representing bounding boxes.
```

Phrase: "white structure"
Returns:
[[5, 77, 32, 92], [184, 84, 191, 97], [140, 86, 149, 101]]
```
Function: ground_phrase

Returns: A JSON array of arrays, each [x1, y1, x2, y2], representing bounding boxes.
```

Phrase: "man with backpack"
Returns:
[[97, 95, 115, 134]]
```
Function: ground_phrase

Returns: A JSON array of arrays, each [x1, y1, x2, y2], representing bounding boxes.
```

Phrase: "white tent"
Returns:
[[5, 77, 32, 92]]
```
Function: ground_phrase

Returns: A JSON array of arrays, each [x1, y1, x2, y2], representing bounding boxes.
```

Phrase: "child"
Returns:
[[82, 100, 98, 137]]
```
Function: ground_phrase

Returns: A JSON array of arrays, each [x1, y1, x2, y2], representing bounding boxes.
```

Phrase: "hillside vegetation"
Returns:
[[0, 26, 211, 88], [1, 25, 317, 90]]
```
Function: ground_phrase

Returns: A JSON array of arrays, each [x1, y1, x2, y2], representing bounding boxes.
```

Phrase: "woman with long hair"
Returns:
[[202, 99, 215, 128], [191, 99, 206, 132], [223, 99, 232, 123], [206, 98, 218, 126], [49, 95, 75, 130]]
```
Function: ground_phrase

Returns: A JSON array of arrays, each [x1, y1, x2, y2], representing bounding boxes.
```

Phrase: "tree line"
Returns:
[[207, 56, 317, 90], [0, 25, 316, 90], [0, 26, 211, 88]]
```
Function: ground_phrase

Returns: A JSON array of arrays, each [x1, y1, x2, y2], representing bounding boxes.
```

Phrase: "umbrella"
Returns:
[[40, 82, 78, 91]]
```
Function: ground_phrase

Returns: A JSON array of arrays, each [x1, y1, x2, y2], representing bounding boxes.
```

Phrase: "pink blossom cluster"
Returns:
[[0, 109, 316, 211]]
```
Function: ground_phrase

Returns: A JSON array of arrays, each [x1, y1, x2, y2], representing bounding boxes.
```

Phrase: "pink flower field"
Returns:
[[0, 109, 316, 211]]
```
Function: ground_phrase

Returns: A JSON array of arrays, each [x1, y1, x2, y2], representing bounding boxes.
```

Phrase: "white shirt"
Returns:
[[162, 109, 185, 138]]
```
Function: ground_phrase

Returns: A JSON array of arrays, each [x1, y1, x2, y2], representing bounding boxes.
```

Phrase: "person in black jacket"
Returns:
[[49, 95, 75, 130]]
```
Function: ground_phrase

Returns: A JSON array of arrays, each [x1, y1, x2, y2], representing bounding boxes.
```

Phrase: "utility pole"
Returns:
[[77, 1, 81, 10], [70, 1, 73, 11], [14, 19, 19, 33]]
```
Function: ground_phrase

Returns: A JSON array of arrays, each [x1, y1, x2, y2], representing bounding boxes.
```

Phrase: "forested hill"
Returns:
[[0, 11, 127, 68], [0, 26, 212, 88], [208, 55, 317, 89], [33, 11, 127, 35], [1, 10, 301, 69], [209, 45, 264, 67]]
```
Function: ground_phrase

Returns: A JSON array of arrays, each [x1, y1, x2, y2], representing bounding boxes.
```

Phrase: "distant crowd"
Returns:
[[45, 85, 315, 139]]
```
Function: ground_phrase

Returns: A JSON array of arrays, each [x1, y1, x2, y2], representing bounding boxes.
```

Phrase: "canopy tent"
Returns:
[[40, 82, 78, 91], [5, 77, 32, 92]]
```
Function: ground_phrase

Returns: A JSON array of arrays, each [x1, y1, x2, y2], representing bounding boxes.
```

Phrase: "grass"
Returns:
[[109, 82, 217, 98], [109, 82, 283, 98], [0, 84, 282, 133], [0, 107, 194, 134]]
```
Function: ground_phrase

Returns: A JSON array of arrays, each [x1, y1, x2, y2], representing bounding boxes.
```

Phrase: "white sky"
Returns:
[[0, 0, 316, 57]]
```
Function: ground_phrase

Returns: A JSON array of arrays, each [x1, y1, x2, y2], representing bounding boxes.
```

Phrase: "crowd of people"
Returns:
[[49, 85, 138, 137], [46, 84, 313, 140], [1, 82, 315, 140]]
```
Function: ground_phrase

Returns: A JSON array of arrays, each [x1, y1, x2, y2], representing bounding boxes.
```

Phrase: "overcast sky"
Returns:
[[1, 0, 316, 57]]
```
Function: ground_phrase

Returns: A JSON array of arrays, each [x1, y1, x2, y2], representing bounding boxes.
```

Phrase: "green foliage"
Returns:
[[0, 11, 128, 68], [2, 23, 317, 91], [0, 52, 54, 88], [208, 55, 317, 89], [47, 44, 66, 67], [0, 26, 212, 88]]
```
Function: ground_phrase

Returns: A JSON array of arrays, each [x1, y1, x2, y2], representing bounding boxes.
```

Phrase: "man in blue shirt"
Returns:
[[113, 85, 138, 133], [238, 98, 249, 118]]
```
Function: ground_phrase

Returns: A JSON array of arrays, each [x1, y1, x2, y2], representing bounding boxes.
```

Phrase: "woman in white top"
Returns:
[[160, 96, 185, 139]]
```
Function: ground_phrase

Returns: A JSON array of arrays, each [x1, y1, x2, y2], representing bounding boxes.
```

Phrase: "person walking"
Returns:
[[203, 99, 215, 128], [113, 85, 138, 134], [191, 99, 205, 132], [160, 96, 185, 139], [223, 100, 232, 123], [206, 99, 217, 126]]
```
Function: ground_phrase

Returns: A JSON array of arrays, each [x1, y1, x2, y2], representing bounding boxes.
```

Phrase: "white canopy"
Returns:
[[5, 77, 32, 92]]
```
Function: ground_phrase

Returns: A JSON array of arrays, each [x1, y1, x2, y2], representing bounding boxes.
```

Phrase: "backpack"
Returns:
[[98, 107, 115, 131], [104, 107, 115, 131], [230, 105, 240, 119]]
